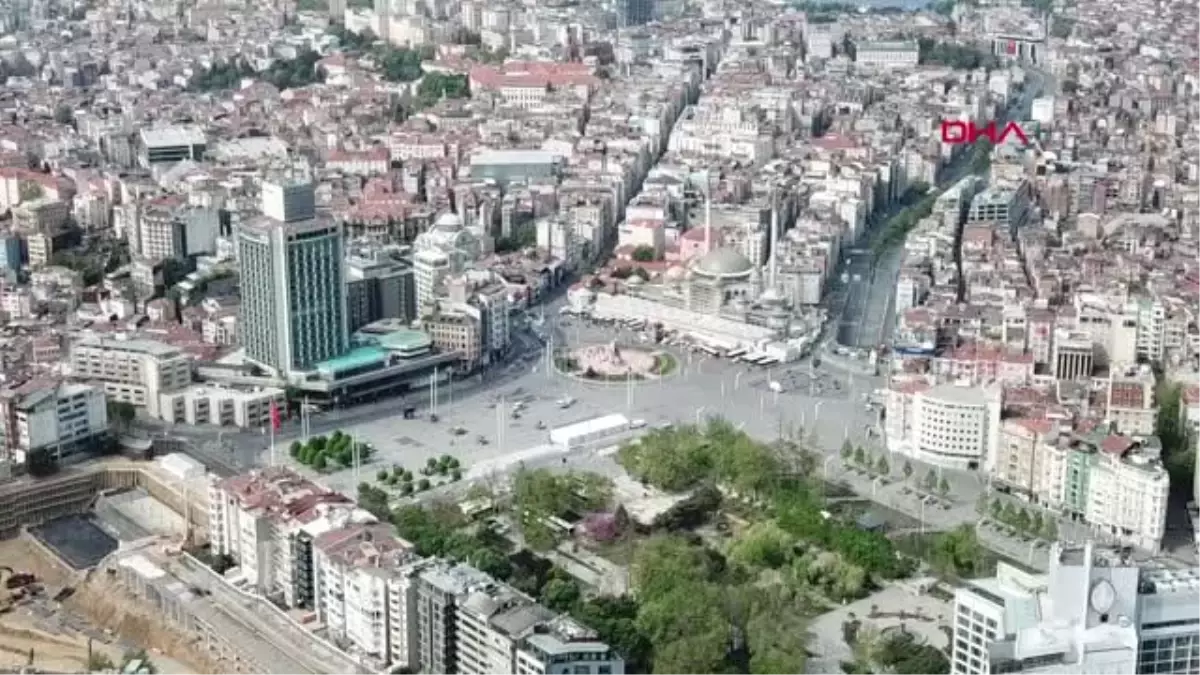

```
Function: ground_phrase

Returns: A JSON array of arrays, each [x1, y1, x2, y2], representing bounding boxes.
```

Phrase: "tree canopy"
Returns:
[[917, 38, 1000, 70]]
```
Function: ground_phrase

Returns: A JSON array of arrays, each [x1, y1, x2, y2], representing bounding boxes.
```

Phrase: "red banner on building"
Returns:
[[270, 401, 281, 431], [1007, 40, 1017, 55]]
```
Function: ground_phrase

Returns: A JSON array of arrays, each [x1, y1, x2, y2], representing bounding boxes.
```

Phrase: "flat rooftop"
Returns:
[[29, 514, 118, 570], [139, 126, 206, 148]]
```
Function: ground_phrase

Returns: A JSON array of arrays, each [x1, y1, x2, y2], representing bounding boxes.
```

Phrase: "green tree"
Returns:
[[416, 478, 431, 491], [540, 577, 582, 612], [840, 439, 853, 462], [1040, 518, 1058, 540], [291, 441, 304, 459], [1000, 502, 1015, 524], [355, 480, 388, 516], [976, 493, 989, 516], [1029, 511, 1044, 537], [852, 446, 866, 466], [617, 427, 714, 491], [631, 245, 657, 262], [728, 521, 793, 569], [1157, 382, 1197, 495], [937, 477, 951, 498], [990, 498, 1004, 520], [927, 524, 989, 578], [922, 469, 938, 492], [313, 454, 328, 471], [377, 469, 389, 481], [875, 455, 890, 476], [902, 460, 914, 481]]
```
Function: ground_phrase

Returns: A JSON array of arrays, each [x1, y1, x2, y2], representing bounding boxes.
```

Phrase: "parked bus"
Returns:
[[697, 345, 720, 357], [726, 347, 749, 359]]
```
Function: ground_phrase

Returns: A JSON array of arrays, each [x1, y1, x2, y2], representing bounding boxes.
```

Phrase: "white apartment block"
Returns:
[[208, 467, 371, 607], [515, 617, 625, 675], [993, 426, 1170, 553], [1, 380, 108, 463], [952, 543, 1199, 675], [159, 384, 286, 429], [992, 417, 1063, 501], [313, 523, 418, 667], [410, 561, 625, 675], [886, 382, 1002, 471], [1081, 438, 1169, 553], [70, 335, 191, 417]]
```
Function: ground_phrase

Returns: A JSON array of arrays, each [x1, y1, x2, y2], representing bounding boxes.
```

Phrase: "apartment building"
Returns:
[[1105, 375, 1157, 437], [409, 561, 625, 675], [515, 615, 625, 675], [1080, 437, 1170, 552], [991, 417, 1063, 499], [314, 523, 418, 665], [424, 309, 483, 372], [0, 379, 108, 463], [208, 467, 373, 606], [70, 335, 191, 417], [206, 466, 623, 674], [952, 543, 1199, 675]]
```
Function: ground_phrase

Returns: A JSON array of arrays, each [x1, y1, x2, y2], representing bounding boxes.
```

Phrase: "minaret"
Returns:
[[704, 184, 713, 255], [768, 193, 779, 292]]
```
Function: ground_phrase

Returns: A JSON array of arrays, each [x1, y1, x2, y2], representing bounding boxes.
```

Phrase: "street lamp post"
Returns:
[[919, 497, 927, 536], [734, 371, 744, 390], [695, 406, 706, 426]]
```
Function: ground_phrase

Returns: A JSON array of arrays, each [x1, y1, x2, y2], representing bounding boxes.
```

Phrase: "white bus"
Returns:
[[697, 345, 721, 357], [726, 347, 749, 359], [739, 353, 765, 363], [756, 356, 781, 367]]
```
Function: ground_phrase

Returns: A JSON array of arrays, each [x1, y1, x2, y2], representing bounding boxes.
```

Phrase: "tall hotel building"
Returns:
[[239, 179, 348, 377]]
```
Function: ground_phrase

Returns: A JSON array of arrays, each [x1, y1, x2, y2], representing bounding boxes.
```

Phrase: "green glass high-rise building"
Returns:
[[239, 180, 348, 376]]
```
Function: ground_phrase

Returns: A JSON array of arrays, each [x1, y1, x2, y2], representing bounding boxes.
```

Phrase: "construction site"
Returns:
[[0, 454, 222, 673]]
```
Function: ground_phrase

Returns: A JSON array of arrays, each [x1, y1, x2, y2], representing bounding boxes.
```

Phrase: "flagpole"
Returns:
[[269, 399, 280, 468]]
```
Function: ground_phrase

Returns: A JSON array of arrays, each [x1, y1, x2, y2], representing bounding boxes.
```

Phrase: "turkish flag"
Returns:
[[270, 401, 281, 431]]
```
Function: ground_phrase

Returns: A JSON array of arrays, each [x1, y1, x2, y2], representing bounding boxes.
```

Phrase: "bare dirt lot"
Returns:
[[0, 613, 125, 674], [0, 537, 210, 674]]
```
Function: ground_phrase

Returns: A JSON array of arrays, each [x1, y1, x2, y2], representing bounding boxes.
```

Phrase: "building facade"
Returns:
[[0, 380, 107, 463], [952, 542, 1198, 675], [887, 383, 1002, 471], [239, 181, 348, 376], [70, 336, 191, 417]]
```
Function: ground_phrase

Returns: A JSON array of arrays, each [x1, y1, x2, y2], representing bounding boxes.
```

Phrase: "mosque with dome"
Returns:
[[412, 211, 485, 309], [615, 221, 801, 338]]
